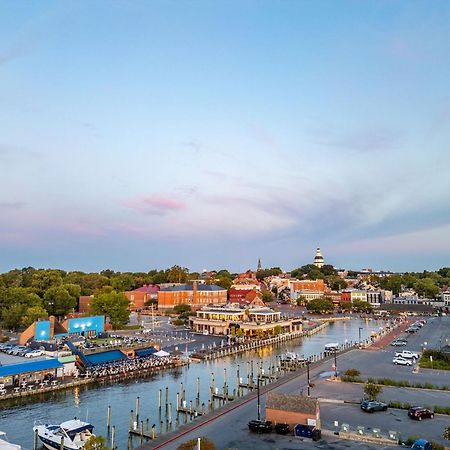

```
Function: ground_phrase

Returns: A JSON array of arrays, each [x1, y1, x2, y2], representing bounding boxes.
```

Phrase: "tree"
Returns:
[[177, 437, 215, 450], [84, 436, 110, 450], [296, 295, 307, 306], [352, 300, 372, 313], [2, 303, 26, 331], [363, 380, 382, 400], [21, 305, 48, 328], [31, 270, 64, 296], [273, 325, 282, 335], [173, 304, 191, 314], [262, 289, 273, 303], [414, 278, 439, 298], [91, 291, 130, 329], [216, 276, 232, 290], [167, 266, 189, 284], [327, 276, 347, 291], [111, 273, 136, 291], [44, 286, 76, 317], [305, 298, 334, 314]]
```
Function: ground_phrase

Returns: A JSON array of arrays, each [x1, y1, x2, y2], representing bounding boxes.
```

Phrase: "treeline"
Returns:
[[0, 266, 237, 331]]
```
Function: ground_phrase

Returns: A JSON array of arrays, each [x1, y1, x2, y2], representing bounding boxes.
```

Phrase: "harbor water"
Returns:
[[0, 318, 385, 448]]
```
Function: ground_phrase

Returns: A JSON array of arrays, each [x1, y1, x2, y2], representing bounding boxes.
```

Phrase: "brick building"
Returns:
[[157, 282, 227, 311]]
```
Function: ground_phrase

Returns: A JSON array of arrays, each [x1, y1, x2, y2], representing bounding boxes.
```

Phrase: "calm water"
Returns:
[[0, 318, 384, 448]]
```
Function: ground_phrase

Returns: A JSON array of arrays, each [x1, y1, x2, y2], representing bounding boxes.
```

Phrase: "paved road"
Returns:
[[141, 317, 450, 449]]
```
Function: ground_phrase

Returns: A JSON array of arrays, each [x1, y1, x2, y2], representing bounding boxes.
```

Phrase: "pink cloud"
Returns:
[[121, 194, 185, 215]]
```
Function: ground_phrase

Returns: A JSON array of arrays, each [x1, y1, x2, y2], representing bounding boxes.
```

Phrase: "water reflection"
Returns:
[[2, 319, 383, 449]]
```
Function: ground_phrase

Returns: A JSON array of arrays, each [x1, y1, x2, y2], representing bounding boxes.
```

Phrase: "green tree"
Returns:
[[173, 304, 191, 314], [21, 305, 48, 328], [1, 303, 26, 331], [414, 278, 439, 298], [44, 286, 76, 317], [31, 269, 64, 296], [327, 276, 347, 291], [363, 380, 382, 400], [262, 289, 273, 303], [111, 273, 136, 291], [91, 291, 130, 329], [84, 436, 110, 450], [273, 325, 282, 335], [296, 295, 307, 306], [167, 266, 189, 284], [305, 298, 334, 314], [216, 276, 232, 290], [352, 300, 372, 312]]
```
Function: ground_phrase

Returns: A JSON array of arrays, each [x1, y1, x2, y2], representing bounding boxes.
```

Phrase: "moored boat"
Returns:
[[33, 419, 94, 450]]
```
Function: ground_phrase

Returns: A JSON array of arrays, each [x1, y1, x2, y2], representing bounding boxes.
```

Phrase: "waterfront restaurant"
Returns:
[[0, 359, 64, 388], [189, 305, 303, 337]]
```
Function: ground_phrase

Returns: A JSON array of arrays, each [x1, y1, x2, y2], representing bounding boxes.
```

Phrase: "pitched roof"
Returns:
[[266, 392, 318, 414], [0, 359, 63, 377]]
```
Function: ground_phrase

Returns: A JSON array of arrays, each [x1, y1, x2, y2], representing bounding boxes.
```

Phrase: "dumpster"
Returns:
[[294, 424, 321, 440]]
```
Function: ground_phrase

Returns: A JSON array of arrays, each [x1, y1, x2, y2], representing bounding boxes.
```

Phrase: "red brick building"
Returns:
[[158, 282, 227, 311]]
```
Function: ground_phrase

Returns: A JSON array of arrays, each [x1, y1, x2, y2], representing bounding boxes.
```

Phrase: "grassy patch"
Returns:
[[419, 350, 450, 370]]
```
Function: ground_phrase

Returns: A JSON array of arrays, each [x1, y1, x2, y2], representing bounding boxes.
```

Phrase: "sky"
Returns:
[[1, 1, 450, 274]]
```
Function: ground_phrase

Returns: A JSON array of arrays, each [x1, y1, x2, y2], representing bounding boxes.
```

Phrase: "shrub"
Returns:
[[363, 380, 382, 400], [344, 368, 360, 377], [430, 442, 445, 450], [341, 375, 362, 383], [177, 437, 215, 450], [171, 319, 185, 326]]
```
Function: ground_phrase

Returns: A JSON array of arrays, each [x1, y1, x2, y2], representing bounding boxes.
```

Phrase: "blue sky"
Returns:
[[1, 1, 450, 273]]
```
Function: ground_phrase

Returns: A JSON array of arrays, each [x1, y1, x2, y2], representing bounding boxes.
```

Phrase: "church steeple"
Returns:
[[257, 257, 262, 271], [313, 247, 324, 268]]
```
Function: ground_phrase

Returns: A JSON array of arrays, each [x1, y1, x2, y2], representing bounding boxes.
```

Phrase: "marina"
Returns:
[[0, 318, 386, 449]]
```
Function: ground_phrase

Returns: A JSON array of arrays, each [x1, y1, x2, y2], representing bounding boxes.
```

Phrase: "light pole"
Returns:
[[307, 361, 311, 396], [334, 350, 338, 378], [257, 376, 261, 421]]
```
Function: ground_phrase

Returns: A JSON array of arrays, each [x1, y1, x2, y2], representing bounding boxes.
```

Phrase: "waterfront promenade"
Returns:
[[136, 317, 450, 449]]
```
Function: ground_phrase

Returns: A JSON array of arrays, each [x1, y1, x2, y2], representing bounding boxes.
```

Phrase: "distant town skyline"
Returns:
[[1, 2, 450, 273]]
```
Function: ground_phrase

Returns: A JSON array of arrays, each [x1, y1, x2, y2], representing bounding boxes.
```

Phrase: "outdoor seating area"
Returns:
[[90, 354, 177, 378]]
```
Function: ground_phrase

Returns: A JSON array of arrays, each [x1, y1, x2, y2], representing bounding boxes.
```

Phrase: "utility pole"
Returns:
[[334, 350, 338, 378]]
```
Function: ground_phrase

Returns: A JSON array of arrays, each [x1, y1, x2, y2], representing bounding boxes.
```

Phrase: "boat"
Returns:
[[33, 419, 94, 450], [281, 351, 306, 362], [0, 432, 21, 450], [324, 342, 340, 352]]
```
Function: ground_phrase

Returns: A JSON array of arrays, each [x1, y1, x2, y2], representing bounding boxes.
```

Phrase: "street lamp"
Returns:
[[257, 376, 261, 421], [334, 350, 338, 378], [306, 361, 311, 396]]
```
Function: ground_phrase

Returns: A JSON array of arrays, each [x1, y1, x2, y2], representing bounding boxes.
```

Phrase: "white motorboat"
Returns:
[[0, 432, 21, 450], [282, 351, 306, 362], [33, 419, 94, 450]]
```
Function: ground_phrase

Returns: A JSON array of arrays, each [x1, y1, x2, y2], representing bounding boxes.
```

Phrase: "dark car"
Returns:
[[274, 423, 290, 434], [248, 420, 273, 433], [360, 400, 388, 413], [408, 407, 434, 421]]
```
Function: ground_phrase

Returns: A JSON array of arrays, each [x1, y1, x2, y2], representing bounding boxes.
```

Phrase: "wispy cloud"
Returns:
[[0, 144, 42, 163], [0, 201, 26, 210], [310, 127, 402, 152], [121, 194, 185, 216]]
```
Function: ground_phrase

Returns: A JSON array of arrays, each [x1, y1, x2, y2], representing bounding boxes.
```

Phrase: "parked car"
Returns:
[[391, 340, 407, 346], [411, 439, 432, 450], [395, 350, 420, 359], [274, 423, 290, 434], [393, 357, 413, 366], [408, 407, 434, 421], [360, 400, 388, 412], [406, 327, 419, 333], [248, 420, 273, 433], [25, 350, 44, 358]]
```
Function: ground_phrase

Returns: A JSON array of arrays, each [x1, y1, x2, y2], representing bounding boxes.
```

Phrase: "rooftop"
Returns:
[[266, 392, 318, 414], [0, 359, 63, 378]]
